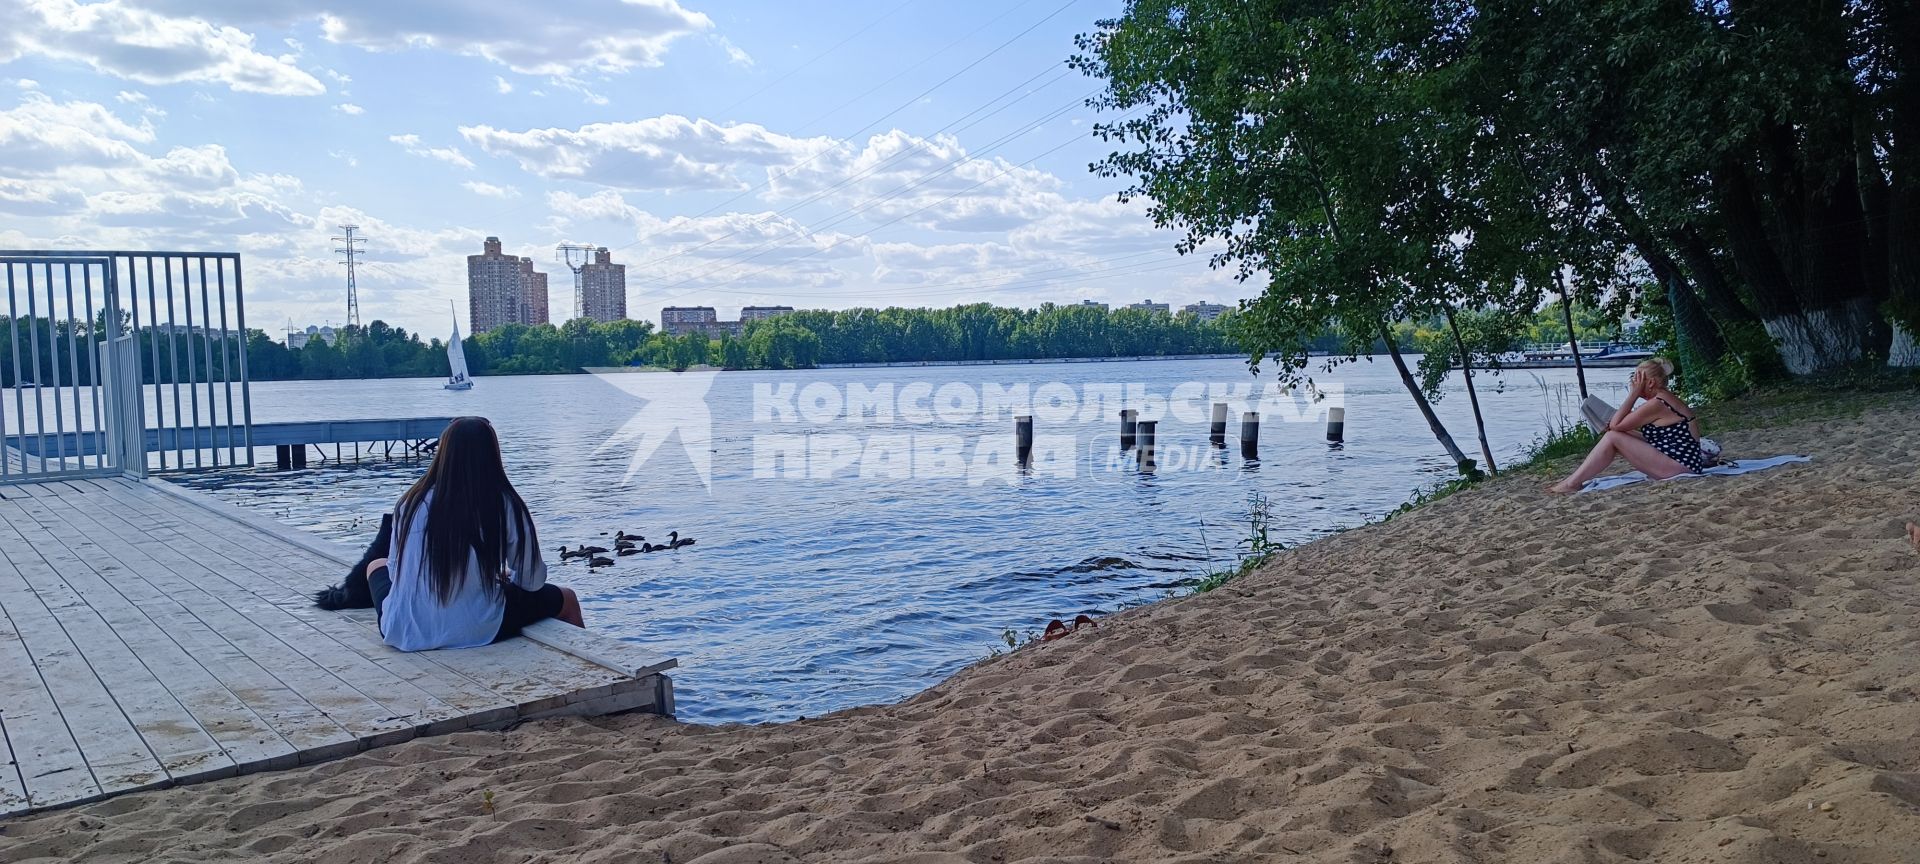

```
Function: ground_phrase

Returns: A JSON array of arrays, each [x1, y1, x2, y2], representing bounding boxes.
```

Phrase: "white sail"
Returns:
[[445, 314, 473, 389]]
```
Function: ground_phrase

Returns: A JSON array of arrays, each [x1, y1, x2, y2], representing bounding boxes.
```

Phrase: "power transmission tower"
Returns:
[[332, 224, 368, 329], [557, 243, 595, 321]]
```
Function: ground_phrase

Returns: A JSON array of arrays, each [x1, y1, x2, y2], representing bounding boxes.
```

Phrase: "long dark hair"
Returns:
[[397, 417, 539, 604]]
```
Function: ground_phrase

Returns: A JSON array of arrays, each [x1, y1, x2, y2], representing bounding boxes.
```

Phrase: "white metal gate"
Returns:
[[1, 250, 252, 484]]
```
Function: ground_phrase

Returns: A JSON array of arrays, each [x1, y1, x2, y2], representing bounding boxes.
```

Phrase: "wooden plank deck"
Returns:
[[0, 476, 676, 817]]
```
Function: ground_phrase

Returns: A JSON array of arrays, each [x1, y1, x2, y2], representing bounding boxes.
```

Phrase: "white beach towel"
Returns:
[[1579, 455, 1812, 493]]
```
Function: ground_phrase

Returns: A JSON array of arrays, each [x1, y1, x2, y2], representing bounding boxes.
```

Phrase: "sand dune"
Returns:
[[4, 403, 1917, 863]]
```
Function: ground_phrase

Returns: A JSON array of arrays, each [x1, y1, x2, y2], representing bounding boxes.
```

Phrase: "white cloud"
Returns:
[[712, 35, 752, 67], [388, 133, 475, 169], [2, 0, 327, 96], [769, 129, 1062, 232], [328, 148, 357, 167], [493, 75, 513, 94], [462, 180, 518, 199], [546, 189, 867, 293], [131, 0, 714, 77], [461, 114, 833, 190], [549, 75, 609, 106], [16, 79, 40, 90], [0, 93, 157, 174], [334, 102, 363, 115]]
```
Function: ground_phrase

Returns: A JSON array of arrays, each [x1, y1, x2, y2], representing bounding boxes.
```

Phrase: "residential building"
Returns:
[[740, 305, 794, 322], [579, 246, 626, 322], [1127, 299, 1171, 315], [661, 304, 780, 336], [661, 306, 718, 335], [1182, 301, 1230, 322], [1075, 299, 1109, 311], [526, 272, 550, 327], [467, 236, 548, 332], [286, 324, 337, 349]]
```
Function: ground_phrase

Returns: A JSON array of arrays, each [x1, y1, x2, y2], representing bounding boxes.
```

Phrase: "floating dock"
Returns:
[[11, 417, 458, 466], [0, 475, 675, 817]]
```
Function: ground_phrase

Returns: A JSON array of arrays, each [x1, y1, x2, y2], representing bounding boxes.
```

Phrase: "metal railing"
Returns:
[[1, 250, 252, 484]]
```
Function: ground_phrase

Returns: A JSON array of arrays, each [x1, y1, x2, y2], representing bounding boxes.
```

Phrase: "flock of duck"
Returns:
[[557, 530, 695, 568]]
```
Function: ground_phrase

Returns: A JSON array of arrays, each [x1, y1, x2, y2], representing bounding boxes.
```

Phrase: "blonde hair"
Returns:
[[1636, 357, 1676, 390]]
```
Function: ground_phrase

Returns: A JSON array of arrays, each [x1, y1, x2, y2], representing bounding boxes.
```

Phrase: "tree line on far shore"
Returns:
[[0, 300, 1628, 386]]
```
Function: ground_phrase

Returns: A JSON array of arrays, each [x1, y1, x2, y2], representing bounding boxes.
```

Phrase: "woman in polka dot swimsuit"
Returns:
[[1549, 358, 1705, 494]]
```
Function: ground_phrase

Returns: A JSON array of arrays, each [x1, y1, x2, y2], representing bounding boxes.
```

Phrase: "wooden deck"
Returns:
[[0, 476, 675, 817]]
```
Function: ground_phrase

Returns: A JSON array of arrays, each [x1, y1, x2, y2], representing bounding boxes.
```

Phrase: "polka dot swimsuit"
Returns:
[[1640, 396, 1705, 473]]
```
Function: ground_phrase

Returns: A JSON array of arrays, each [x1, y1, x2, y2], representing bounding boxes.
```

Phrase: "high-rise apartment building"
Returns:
[[467, 236, 549, 332], [579, 247, 626, 322], [1127, 299, 1172, 315], [527, 272, 550, 326]]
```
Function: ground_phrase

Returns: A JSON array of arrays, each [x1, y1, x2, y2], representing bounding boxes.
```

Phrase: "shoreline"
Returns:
[[6, 390, 1916, 862]]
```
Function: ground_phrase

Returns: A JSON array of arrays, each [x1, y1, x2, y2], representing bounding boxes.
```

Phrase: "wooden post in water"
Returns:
[[292, 444, 308, 469], [1137, 419, 1157, 467], [1210, 402, 1228, 447], [1015, 415, 1033, 467], [275, 444, 291, 470], [1240, 411, 1260, 460], [1326, 406, 1345, 443], [1119, 408, 1137, 450]]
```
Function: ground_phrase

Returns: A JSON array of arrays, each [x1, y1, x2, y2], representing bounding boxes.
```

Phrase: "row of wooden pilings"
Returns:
[[1010, 403, 1345, 466]]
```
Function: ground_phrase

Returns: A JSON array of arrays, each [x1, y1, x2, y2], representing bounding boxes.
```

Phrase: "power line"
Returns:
[[617, 66, 1078, 279], [602, 0, 1084, 262], [624, 104, 1136, 311], [626, 85, 1092, 292]]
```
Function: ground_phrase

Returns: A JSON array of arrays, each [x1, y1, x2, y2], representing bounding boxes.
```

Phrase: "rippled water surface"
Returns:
[[166, 357, 1619, 723]]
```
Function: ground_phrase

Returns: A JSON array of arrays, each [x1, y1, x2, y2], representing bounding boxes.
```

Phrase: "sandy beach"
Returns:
[[4, 399, 1916, 864]]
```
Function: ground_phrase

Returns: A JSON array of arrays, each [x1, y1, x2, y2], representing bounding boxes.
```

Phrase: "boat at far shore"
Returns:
[[1456, 341, 1654, 370]]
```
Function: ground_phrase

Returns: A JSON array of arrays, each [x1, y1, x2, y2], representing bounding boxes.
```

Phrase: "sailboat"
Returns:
[[444, 305, 474, 391]]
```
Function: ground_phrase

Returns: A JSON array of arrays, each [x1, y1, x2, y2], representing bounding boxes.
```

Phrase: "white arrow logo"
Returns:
[[588, 366, 722, 490]]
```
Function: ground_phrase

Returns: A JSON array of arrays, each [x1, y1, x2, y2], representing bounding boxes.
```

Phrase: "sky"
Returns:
[[0, 0, 1249, 340]]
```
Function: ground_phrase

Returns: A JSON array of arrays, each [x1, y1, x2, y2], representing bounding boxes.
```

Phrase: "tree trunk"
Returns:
[[1554, 270, 1587, 399], [1444, 307, 1497, 476], [1711, 156, 1876, 373], [1378, 321, 1471, 471], [1663, 257, 1727, 375], [1674, 226, 1760, 327], [1592, 175, 1728, 366]]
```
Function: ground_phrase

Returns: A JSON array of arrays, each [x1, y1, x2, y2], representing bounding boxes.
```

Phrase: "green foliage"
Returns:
[[1075, 0, 1917, 387], [1521, 422, 1598, 468], [1185, 492, 1283, 595]]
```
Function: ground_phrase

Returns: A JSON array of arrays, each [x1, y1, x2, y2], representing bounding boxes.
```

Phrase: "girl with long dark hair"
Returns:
[[364, 417, 582, 650]]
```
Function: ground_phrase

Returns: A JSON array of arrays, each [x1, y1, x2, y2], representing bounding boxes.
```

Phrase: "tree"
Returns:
[[1074, 0, 1481, 469], [745, 317, 819, 370]]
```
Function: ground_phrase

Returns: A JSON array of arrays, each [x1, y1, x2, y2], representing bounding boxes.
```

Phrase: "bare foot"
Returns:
[[1545, 481, 1579, 495]]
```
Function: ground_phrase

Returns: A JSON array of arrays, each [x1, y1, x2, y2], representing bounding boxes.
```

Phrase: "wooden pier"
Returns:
[[0, 475, 675, 817]]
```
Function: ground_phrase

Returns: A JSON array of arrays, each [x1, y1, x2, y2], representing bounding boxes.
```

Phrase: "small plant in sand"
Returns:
[[481, 789, 496, 820], [1186, 492, 1283, 595]]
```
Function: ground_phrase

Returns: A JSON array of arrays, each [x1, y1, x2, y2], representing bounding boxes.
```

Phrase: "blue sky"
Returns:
[[1, 0, 1244, 339]]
